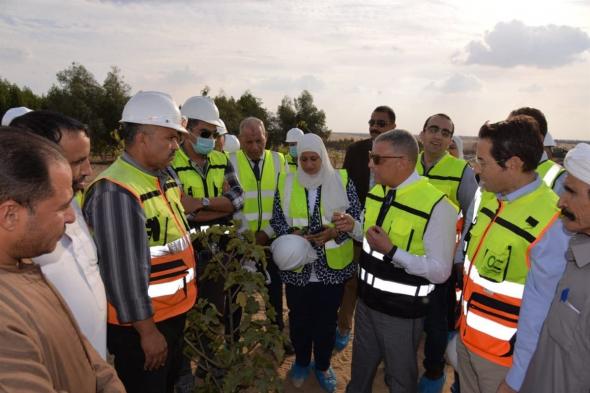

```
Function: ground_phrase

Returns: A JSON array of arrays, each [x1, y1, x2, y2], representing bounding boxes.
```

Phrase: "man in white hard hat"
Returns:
[[520, 143, 590, 393], [172, 96, 244, 231], [83, 91, 197, 393], [508, 107, 566, 195], [284, 127, 304, 173], [11, 110, 107, 359], [170, 95, 244, 382], [1, 106, 32, 126]]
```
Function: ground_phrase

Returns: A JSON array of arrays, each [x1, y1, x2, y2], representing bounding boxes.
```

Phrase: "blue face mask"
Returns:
[[193, 137, 215, 155], [289, 145, 298, 158]]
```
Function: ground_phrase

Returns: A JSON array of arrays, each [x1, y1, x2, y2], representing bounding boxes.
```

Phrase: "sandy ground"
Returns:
[[276, 312, 456, 393]]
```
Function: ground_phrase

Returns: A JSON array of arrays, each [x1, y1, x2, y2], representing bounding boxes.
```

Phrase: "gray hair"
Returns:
[[239, 117, 266, 135], [375, 129, 419, 164]]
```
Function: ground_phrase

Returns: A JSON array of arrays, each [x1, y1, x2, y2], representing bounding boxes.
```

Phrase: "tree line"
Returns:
[[1, 62, 332, 157]]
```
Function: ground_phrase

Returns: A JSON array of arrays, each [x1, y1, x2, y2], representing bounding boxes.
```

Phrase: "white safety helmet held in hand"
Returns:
[[216, 119, 228, 136], [120, 91, 187, 134], [2, 106, 32, 126], [270, 234, 317, 271], [224, 134, 240, 153], [181, 96, 222, 127], [285, 127, 304, 143]]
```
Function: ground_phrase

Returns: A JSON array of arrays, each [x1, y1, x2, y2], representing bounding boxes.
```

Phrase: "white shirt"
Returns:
[[34, 200, 108, 359]]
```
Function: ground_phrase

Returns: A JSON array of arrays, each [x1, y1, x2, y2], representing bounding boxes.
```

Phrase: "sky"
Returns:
[[1, 0, 589, 139]]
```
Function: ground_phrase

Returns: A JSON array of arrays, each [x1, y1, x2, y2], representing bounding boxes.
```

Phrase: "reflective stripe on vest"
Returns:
[[277, 169, 353, 270], [360, 267, 434, 297], [170, 147, 227, 198], [543, 163, 562, 187], [416, 152, 468, 207], [459, 182, 559, 366], [230, 150, 284, 232], [90, 157, 196, 325]]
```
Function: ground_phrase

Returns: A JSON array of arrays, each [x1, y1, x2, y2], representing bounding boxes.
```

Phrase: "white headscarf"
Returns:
[[296, 133, 350, 218], [564, 143, 590, 186]]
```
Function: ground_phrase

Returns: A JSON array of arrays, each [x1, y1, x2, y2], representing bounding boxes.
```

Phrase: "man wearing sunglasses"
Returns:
[[417, 114, 478, 393], [172, 96, 244, 229], [338, 129, 458, 393], [457, 116, 570, 393], [335, 105, 396, 352]]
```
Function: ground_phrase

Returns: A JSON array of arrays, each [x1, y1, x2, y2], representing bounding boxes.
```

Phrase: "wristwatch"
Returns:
[[201, 197, 210, 210]]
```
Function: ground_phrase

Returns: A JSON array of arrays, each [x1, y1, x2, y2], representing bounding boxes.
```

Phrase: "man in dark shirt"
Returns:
[[336, 105, 396, 351]]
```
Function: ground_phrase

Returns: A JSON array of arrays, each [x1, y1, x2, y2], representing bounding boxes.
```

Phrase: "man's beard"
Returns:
[[72, 177, 86, 193]]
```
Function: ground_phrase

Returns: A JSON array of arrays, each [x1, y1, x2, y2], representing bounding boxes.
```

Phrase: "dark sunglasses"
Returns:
[[368, 151, 404, 165], [368, 119, 389, 127]]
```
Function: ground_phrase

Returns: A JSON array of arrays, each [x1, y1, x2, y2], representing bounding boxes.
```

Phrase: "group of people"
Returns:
[[0, 94, 588, 393]]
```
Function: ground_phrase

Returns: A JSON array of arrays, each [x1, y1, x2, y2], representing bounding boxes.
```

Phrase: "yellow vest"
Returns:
[[170, 147, 227, 198], [90, 157, 197, 324], [536, 159, 565, 190], [277, 169, 353, 270], [359, 178, 456, 318], [416, 152, 468, 207], [460, 182, 559, 367], [229, 150, 285, 232], [285, 154, 297, 174]]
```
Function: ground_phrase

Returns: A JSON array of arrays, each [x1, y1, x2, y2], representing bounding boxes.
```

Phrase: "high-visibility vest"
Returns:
[[277, 169, 353, 270], [358, 178, 456, 318], [229, 150, 284, 232], [170, 147, 227, 199], [89, 158, 197, 325], [285, 154, 297, 174], [416, 152, 468, 208], [459, 182, 559, 367], [536, 159, 565, 190]]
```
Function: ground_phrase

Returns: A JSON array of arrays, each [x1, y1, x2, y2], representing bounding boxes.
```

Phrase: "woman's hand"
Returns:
[[305, 226, 338, 247], [332, 212, 354, 233]]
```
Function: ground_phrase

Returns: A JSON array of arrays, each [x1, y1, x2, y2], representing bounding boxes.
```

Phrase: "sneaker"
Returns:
[[334, 328, 350, 352], [289, 363, 311, 388], [418, 374, 446, 393], [313, 364, 337, 393]]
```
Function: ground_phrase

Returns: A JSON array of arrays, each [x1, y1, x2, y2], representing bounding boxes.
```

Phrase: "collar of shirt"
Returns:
[[394, 170, 421, 190], [122, 152, 170, 184], [570, 233, 590, 268], [497, 176, 541, 202], [246, 153, 265, 167], [421, 152, 447, 171]]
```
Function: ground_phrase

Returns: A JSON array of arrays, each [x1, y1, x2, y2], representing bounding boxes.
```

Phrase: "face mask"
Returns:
[[194, 137, 215, 155], [289, 145, 298, 158]]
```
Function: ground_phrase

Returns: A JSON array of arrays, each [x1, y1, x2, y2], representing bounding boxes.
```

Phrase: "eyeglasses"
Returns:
[[368, 151, 404, 165], [189, 129, 214, 139], [468, 156, 505, 169], [425, 125, 453, 138], [368, 119, 389, 128]]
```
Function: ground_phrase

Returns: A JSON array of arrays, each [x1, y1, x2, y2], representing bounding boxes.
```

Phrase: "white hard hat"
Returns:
[[216, 119, 228, 136], [181, 96, 222, 127], [2, 106, 32, 126], [120, 91, 187, 134], [286, 127, 304, 143], [544, 132, 556, 147], [270, 234, 317, 271], [224, 134, 240, 153]]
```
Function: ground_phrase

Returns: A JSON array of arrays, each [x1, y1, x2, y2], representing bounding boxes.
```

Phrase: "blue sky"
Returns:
[[1, 0, 589, 139]]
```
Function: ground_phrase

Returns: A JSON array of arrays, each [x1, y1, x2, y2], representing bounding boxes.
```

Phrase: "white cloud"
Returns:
[[519, 83, 544, 93], [427, 73, 483, 93], [0, 47, 32, 62], [459, 20, 590, 68], [255, 75, 325, 93]]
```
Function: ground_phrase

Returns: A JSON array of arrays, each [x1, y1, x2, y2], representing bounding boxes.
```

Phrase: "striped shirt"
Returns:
[[83, 153, 169, 323]]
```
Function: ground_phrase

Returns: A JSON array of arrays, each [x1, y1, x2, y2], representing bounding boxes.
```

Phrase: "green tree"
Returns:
[[0, 78, 44, 118], [214, 94, 242, 135], [275, 90, 331, 144]]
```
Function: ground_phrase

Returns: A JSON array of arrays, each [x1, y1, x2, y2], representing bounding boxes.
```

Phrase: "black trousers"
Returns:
[[266, 254, 285, 331], [423, 279, 450, 376], [286, 282, 344, 371], [107, 314, 186, 393]]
